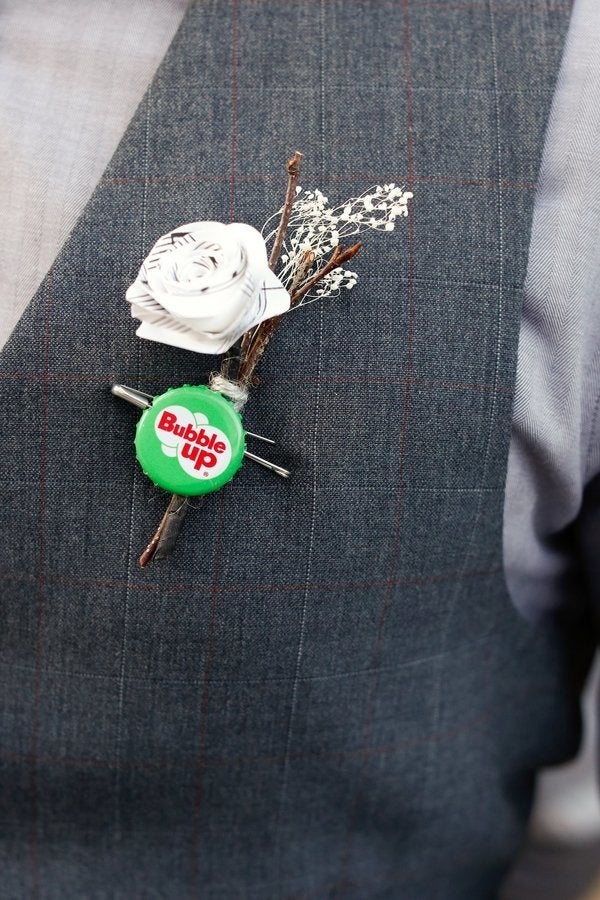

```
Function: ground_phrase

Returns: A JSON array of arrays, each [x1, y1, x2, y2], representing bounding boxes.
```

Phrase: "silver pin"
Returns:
[[245, 430, 276, 446], [243, 449, 291, 479], [111, 383, 289, 478], [111, 384, 152, 409]]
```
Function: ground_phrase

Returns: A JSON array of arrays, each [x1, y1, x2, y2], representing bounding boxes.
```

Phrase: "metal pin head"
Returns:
[[111, 384, 153, 409]]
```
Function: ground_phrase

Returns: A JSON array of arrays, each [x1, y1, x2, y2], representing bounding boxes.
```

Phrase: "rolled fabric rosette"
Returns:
[[125, 221, 290, 354]]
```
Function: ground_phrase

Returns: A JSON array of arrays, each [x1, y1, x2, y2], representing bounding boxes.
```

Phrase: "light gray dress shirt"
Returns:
[[504, 0, 600, 623], [0, 0, 188, 346]]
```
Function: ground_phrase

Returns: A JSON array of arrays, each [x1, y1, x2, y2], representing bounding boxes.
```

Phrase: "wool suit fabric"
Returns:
[[0, 1, 587, 897]]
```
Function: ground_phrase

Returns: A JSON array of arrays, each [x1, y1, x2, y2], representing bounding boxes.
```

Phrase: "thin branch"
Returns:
[[240, 151, 303, 362], [239, 248, 315, 372], [139, 493, 188, 567], [291, 241, 362, 305], [268, 151, 303, 270], [237, 315, 281, 386], [290, 248, 316, 295], [237, 243, 362, 386], [239, 322, 258, 363]]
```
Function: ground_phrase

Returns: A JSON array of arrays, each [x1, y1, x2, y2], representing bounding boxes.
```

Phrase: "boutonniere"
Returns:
[[112, 152, 412, 565]]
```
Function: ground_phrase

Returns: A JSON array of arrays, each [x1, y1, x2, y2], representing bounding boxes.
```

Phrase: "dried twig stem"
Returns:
[[290, 248, 316, 295], [237, 316, 281, 386], [290, 242, 362, 305], [237, 249, 313, 385], [268, 151, 303, 270], [139, 494, 188, 567], [240, 151, 303, 361], [237, 242, 362, 386]]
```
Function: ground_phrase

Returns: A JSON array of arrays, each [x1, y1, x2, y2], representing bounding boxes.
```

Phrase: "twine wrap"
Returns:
[[209, 372, 249, 411]]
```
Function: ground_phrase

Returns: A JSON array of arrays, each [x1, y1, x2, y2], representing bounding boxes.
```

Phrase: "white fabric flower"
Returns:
[[125, 221, 290, 354]]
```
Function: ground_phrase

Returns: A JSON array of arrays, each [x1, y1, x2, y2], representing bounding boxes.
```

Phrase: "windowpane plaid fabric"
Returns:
[[0, 1, 582, 897]]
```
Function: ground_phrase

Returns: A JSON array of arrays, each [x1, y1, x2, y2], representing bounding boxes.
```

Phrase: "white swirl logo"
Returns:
[[126, 221, 290, 355]]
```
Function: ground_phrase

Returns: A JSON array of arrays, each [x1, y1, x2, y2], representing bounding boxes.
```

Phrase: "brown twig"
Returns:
[[139, 493, 189, 567], [290, 248, 316, 295], [291, 241, 362, 305], [268, 150, 303, 270], [237, 315, 281, 386], [237, 249, 314, 383], [237, 242, 362, 386], [240, 151, 303, 361]]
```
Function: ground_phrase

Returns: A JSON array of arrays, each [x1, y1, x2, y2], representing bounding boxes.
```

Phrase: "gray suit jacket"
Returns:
[[0, 2, 588, 897]]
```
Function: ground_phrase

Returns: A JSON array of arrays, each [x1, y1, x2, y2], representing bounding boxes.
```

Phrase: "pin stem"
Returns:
[[245, 431, 276, 446], [244, 450, 290, 478]]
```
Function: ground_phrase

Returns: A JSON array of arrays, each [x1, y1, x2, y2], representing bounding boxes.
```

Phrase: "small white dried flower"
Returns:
[[261, 181, 412, 302]]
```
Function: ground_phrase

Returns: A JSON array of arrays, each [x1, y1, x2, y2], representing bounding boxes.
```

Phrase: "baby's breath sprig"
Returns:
[[236, 173, 413, 386], [237, 157, 365, 386], [264, 183, 413, 305]]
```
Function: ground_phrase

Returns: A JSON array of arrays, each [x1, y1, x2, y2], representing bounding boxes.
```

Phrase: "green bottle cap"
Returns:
[[134, 385, 245, 496]]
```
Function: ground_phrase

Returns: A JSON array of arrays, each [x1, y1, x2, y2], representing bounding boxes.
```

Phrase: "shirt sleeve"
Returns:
[[503, 0, 600, 624]]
